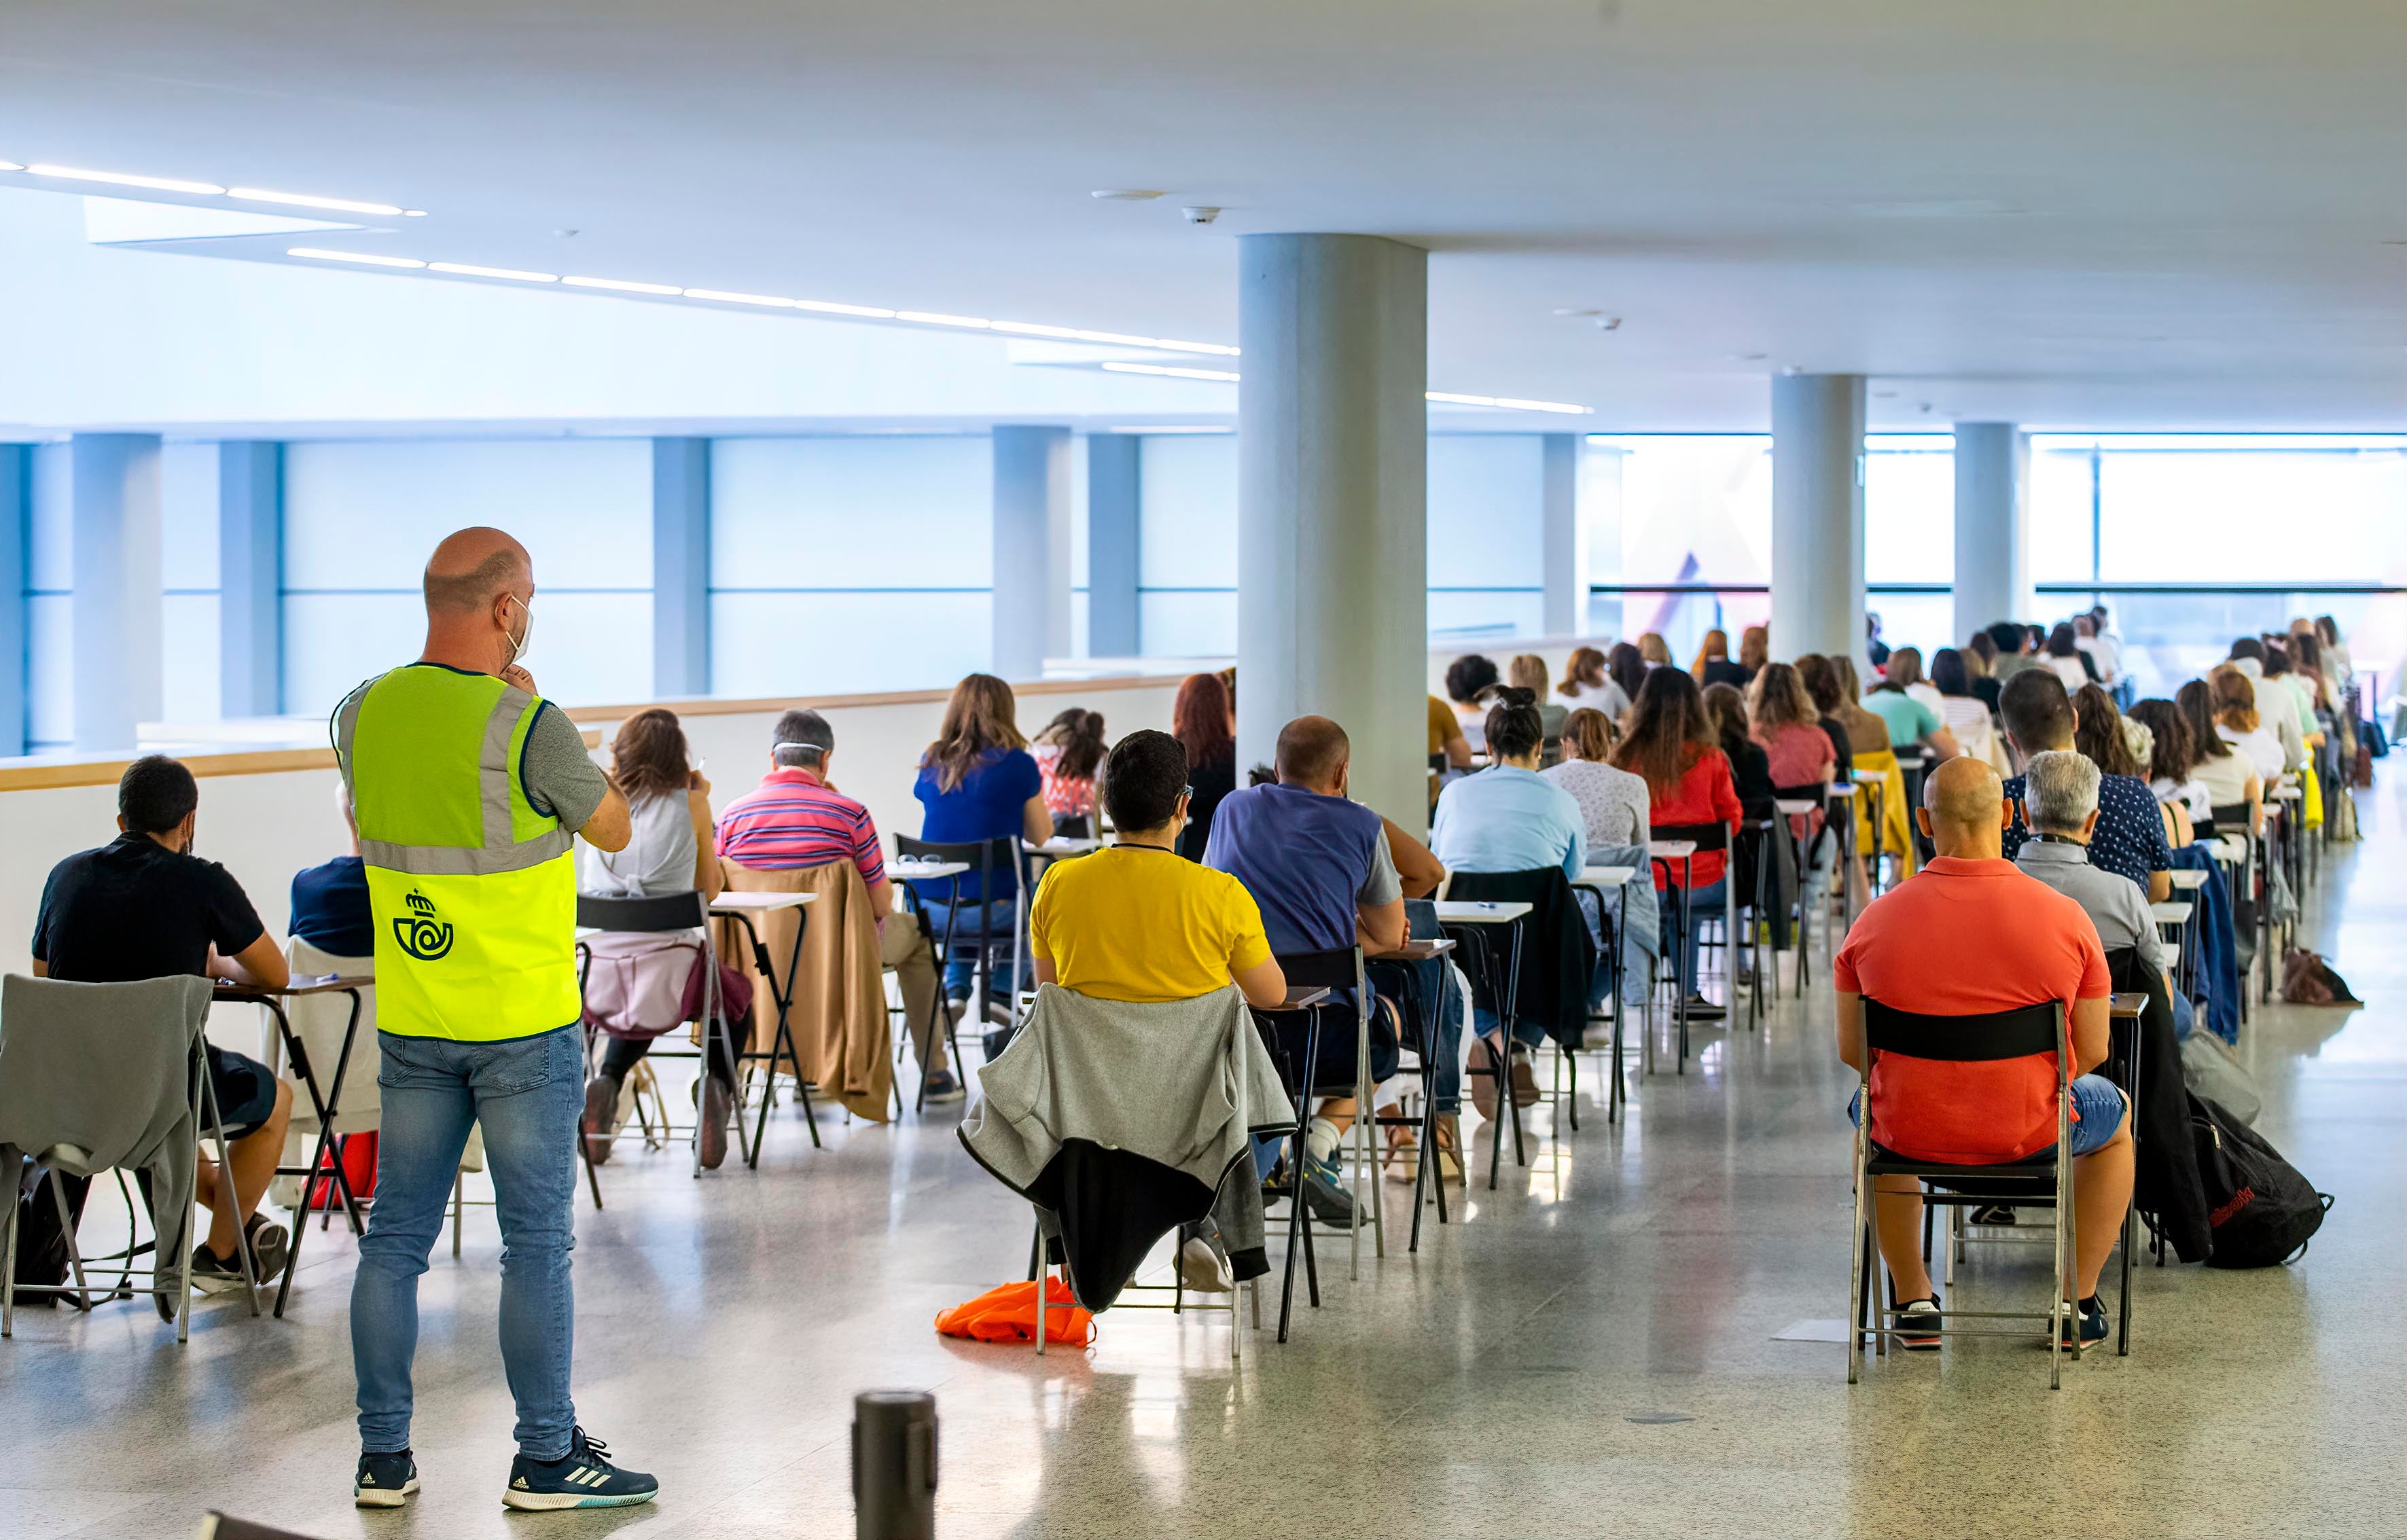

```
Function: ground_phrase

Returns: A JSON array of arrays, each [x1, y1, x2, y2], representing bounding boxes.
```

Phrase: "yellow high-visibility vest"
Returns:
[[335, 664, 579, 1041]]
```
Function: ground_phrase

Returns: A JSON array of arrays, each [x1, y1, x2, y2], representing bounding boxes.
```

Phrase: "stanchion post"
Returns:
[[853, 1389, 938, 1539]]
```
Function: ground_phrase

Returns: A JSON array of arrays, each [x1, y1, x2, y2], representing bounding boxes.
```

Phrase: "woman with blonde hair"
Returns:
[[1736, 625, 1769, 675], [914, 674, 1053, 1011], [1637, 632, 1673, 668], [2209, 664, 2285, 781], [1509, 653, 1571, 742]]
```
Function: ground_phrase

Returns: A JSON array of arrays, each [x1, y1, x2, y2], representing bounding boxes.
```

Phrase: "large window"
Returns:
[[282, 439, 653, 717], [709, 436, 994, 697], [159, 442, 222, 723]]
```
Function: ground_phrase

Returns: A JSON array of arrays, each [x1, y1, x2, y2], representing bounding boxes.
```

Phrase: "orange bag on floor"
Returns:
[[935, 1278, 1094, 1346]]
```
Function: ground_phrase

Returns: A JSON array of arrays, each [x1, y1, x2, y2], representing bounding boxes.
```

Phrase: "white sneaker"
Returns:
[[1177, 1235, 1233, 1293]]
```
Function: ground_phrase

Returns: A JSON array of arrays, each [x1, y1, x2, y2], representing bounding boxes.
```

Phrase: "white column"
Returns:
[[69, 433, 164, 751], [1236, 232, 1428, 830], [1952, 422, 2028, 643], [1540, 433, 1582, 637], [1768, 375, 1866, 664], [0, 446, 24, 755], [991, 425, 1073, 681]]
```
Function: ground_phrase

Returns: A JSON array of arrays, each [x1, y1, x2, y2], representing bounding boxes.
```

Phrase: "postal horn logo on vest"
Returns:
[[395, 889, 455, 961]]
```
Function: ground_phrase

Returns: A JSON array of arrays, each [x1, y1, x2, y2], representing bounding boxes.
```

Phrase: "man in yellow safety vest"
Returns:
[[337, 528, 655, 1512]]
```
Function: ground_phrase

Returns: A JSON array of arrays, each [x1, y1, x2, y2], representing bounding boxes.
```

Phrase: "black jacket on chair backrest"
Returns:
[[1444, 867, 1597, 1050], [2103, 945, 2213, 1261]]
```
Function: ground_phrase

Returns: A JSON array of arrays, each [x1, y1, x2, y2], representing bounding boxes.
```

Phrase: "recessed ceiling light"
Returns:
[[29, 163, 225, 195], [895, 310, 993, 329], [562, 274, 683, 296], [287, 246, 427, 269], [1091, 190, 1166, 201], [428, 261, 557, 283], [1425, 391, 1592, 415], [794, 299, 896, 319], [228, 187, 407, 217], [0, 160, 22, 172], [1554, 308, 1601, 317]]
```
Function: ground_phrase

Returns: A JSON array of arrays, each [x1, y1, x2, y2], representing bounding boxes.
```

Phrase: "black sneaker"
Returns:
[[503, 1427, 658, 1511], [1301, 1156, 1359, 1228], [1969, 1204, 2016, 1226], [1681, 993, 1728, 1020], [354, 1449, 420, 1509], [244, 1215, 290, 1281], [2056, 1295, 2108, 1350], [1895, 1295, 1943, 1351]]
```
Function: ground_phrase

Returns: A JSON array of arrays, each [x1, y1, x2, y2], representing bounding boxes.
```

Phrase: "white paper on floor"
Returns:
[[1770, 1319, 1851, 1342]]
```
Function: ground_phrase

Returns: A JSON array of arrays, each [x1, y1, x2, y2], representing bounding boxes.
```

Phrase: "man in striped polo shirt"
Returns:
[[717, 710, 959, 1100]]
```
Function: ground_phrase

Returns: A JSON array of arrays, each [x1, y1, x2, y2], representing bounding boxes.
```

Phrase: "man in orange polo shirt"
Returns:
[[1834, 756, 2133, 1350]]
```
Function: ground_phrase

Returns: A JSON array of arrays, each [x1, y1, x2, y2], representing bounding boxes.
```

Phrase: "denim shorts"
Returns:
[[1848, 1073, 2128, 1158]]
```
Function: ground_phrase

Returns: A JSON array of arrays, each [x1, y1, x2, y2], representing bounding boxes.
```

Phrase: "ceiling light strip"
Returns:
[[7, 160, 421, 215], [277, 246, 1588, 413]]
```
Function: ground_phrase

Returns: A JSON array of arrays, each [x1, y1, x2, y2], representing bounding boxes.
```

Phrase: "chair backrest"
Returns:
[[1650, 820, 1730, 854], [576, 890, 708, 934], [1862, 997, 2063, 1066], [1772, 781, 1826, 803], [1272, 946, 1363, 991]]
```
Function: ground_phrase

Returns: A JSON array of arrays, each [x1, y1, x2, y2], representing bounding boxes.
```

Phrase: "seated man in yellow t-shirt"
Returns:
[[1028, 728, 1288, 1292], [1029, 728, 1286, 1008]]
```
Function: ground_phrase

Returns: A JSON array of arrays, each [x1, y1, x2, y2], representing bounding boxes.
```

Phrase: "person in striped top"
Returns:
[[716, 709, 959, 1100]]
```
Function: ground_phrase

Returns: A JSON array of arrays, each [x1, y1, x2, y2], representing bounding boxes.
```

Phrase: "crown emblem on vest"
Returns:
[[395, 890, 454, 961]]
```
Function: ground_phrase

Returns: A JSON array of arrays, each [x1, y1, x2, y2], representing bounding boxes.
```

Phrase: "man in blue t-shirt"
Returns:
[[1206, 716, 1407, 1225], [290, 785, 376, 959]]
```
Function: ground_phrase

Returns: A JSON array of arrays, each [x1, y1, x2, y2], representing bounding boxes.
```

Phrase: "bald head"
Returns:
[[424, 527, 531, 615], [1274, 715, 1351, 792], [1919, 755, 2007, 859]]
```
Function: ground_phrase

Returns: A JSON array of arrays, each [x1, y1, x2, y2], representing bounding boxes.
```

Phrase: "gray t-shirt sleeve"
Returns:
[[1359, 823, 1403, 908], [2125, 886, 2166, 978], [520, 702, 609, 832]]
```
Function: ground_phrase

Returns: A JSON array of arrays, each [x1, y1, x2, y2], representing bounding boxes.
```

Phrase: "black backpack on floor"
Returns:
[[2191, 1095, 2332, 1268]]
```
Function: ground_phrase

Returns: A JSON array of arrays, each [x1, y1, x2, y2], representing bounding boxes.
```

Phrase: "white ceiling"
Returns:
[[4, 0, 2404, 429]]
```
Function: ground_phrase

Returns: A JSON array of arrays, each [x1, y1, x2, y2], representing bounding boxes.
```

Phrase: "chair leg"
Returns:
[[48, 1171, 94, 1313], [1847, 1139, 1871, 1384]]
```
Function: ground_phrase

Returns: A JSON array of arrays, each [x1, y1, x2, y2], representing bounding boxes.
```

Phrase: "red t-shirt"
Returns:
[[1834, 855, 2110, 1163], [1645, 747, 1742, 889]]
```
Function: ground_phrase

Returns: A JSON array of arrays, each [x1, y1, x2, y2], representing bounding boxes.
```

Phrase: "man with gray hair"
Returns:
[[2013, 749, 2169, 986], [715, 709, 957, 1099]]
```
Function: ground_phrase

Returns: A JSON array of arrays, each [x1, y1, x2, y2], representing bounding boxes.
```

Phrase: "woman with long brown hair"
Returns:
[[914, 673, 1053, 1009], [2181, 675, 2260, 836], [1612, 666, 1740, 1018], [1031, 708, 1108, 838], [1556, 645, 1628, 715], [1606, 642, 1649, 709], [1171, 671, 1238, 860], [1693, 628, 1753, 690]]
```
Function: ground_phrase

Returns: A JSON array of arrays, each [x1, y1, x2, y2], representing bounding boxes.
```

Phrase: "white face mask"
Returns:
[[503, 593, 535, 667]]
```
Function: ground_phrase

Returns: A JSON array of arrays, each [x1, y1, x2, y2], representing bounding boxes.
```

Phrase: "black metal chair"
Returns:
[[1442, 866, 1593, 1187], [1249, 946, 1375, 1343], [1650, 821, 1735, 1072], [1847, 997, 2128, 1389], [895, 834, 1025, 1060], [575, 891, 751, 1202]]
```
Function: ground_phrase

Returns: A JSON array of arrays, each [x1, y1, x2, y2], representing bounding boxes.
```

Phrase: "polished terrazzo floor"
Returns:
[[4, 781, 2402, 1540]]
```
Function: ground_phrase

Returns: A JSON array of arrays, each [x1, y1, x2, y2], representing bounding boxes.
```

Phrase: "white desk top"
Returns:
[[1827, 783, 1856, 800], [2163, 939, 2181, 969], [1579, 865, 1639, 888], [1434, 900, 1533, 925], [1024, 836, 1103, 855], [2151, 901, 2194, 925], [2169, 868, 2209, 891], [1775, 798, 1819, 817], [1851, 768, 1886, 785], [891, 859, 971, 881], [1648, 840, 1698, 860], [2270, 785, 2303, 802], [2215, 834, 2249, 862], [709, 891, 817, 914]]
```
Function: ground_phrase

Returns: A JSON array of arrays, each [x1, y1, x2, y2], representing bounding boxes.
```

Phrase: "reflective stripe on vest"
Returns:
[[336, 666, 580, 1041]]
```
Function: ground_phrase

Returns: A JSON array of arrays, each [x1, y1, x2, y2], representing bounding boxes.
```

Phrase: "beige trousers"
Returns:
[[882, 917, 949, 1075]]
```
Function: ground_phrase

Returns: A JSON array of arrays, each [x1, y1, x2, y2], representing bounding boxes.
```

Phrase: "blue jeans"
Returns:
[[1657, 877, 1730, 992], [920, 897, 1021, 1001], [353, 1026, 582, 1461]]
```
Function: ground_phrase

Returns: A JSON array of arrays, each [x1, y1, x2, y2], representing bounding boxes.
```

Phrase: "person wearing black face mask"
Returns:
[[19, 755, 297, 1305]]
